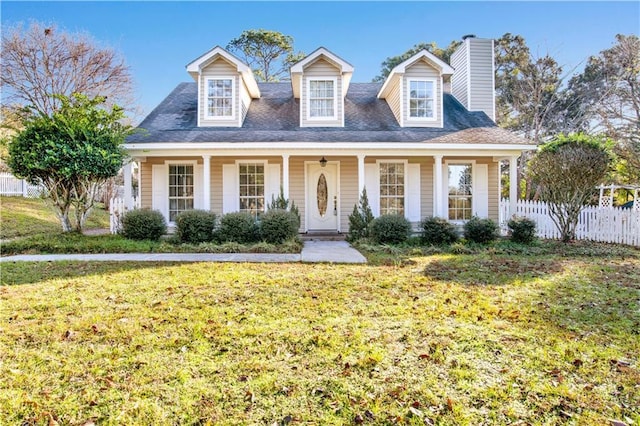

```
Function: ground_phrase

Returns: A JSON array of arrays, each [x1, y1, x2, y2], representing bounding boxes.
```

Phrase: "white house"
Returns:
[[124, 35, 534, 233]]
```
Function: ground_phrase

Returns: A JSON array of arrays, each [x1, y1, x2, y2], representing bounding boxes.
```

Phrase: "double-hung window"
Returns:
[[379, 162, 405, 216], [408, 79, 435, 119], [238, 163, 265, 218], [308, 79, 336, 119], [168, 164, 194, 222], [206, 78, 234, 118], [448, 164, 472, 221]]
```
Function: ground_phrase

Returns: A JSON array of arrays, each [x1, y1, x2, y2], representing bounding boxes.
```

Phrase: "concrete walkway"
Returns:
[[0, 241, 367, 264]]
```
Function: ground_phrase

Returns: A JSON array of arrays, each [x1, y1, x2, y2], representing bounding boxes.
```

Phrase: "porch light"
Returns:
[[319, 156, 328, 167]]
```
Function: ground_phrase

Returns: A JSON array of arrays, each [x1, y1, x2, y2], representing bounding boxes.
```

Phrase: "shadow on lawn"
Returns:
[[0, 261, 184, 286], [423, 255, 564, 286]]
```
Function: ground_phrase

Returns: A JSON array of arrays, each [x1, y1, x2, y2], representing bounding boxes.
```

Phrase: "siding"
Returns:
[[468, 38, 495, 121], [451, 38, 495, 121], [386, 76, 402, 125], [239, 78, 252, 124], [199, 58, 240, 127], [450, 43, 469, 108], [421, 159, 434, 218], [301, 58, 343, 127], [403, 60, 442, 128]]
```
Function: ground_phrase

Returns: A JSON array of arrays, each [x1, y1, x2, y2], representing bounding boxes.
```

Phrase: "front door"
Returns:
[[307, 163, 338, 231]]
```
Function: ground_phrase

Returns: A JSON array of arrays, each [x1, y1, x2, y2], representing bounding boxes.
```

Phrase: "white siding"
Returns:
[[450, 43, 469, 108]]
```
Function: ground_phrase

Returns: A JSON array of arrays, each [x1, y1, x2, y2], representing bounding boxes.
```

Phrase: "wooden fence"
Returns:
[[0, 173, 43, 197], [500, 198, 640, 246], [109, 196, 141, 234]]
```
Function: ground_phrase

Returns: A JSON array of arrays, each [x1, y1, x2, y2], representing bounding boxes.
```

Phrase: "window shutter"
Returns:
[[152, 164, 168, 221], [267, 163, 281, 208], [194, 165, 203, 209], [222, 164, 238, 213], [407, 163, 421, 221], [364, 164, 379, 217], [473, 163, 489, 218]]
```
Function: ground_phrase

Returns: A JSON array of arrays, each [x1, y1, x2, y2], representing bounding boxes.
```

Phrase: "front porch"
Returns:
[[122, 145, 524, 234]]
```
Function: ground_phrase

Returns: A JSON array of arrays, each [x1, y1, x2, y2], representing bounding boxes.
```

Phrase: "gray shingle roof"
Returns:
[[127, 82, 527, 144]]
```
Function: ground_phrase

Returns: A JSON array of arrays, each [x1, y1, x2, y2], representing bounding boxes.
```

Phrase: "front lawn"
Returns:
[[0, 196, 110, 239], [1, 246, 638, 424]]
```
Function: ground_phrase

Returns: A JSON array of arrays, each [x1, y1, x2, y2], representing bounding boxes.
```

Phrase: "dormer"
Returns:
[[290, 47, 354, 127], [377, 50, 454, 128], [186, 46, 260, 127]]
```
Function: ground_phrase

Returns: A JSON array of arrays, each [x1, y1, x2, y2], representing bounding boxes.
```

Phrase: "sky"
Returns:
[[2, 1, 639, 121]]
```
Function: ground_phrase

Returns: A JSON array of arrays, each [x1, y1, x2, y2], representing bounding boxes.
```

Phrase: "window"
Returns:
[[206, 78, 234, 118], [448, 164, 472, 221], [408, 79, 435, 119], [380, 162, 405, 216], [308, 79, 336, 119], [239, 163, 265, 218], [168, 164, 194, 222]]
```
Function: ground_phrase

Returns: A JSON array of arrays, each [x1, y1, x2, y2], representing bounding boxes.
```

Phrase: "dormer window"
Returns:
[[308, 78, 337, 120], [206, 77, 235, 119], [408, 79, 436, 120]]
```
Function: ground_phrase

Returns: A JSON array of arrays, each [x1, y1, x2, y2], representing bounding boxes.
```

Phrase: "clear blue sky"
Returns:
[[2, 1, 639, 120]]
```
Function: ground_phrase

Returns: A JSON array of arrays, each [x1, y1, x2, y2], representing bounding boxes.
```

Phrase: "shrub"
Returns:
[[507, 216, 537, 244], [370, 214, 412, 245], [260, 209, 299, 244], [120, 209, 166, 241], [175, 210, 217, 244], [347, 188, 375, 242], [216, 212, 259, 244], [463, 216, 499, 244], [268, 188, 300, 224], [420, 217, 458, 245]]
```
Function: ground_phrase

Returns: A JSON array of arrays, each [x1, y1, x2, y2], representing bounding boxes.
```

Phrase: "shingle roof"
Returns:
[[127, 82, 528, 144]]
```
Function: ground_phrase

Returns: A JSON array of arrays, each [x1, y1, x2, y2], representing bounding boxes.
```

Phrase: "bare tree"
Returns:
[[1, 22, 134, 117]]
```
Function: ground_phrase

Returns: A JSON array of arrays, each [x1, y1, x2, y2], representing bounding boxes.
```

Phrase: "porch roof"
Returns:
[[127, 82, 528, 145]]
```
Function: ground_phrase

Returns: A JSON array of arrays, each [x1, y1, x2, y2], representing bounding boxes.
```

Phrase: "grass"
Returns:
[[0, 197, 302, 255], [0, 196, 110, 239], [1, 245, 639, 425]]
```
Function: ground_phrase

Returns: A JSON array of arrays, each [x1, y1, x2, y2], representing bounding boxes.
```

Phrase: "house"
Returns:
[[123, 35, 534, 233]]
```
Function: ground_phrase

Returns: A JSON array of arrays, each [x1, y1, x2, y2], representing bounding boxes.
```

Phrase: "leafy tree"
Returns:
[[564, 34, 640, 185], [528, 133, 611, 242], [1, 22, 133, 118], [226, 29, 305, 82], [373, 40, 462, 82], [7, 94, 132, 232]]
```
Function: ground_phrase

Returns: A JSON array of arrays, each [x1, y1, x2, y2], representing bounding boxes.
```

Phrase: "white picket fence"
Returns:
[[0, 173, 43, 197], [500, 198, 640, 246], [109, 196, 141, 234]]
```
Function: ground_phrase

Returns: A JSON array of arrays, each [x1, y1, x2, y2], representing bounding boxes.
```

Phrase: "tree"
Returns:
[[347, 188, 375, 242], [564, 34, 640, 185], [7, 94, 132, 232], [373, 40, 462, 82], [1, 22, 133, 117], [528, 133, 611, 242], [226, 29, 305, 82]]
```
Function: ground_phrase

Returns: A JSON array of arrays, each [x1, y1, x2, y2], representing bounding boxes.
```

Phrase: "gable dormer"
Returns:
[[377, 50, 454, 128], [186, 46, 260, 127], [290, 47, 354, 127]]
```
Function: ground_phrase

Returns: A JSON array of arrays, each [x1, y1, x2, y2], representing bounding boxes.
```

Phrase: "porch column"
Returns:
[[509, 155, 518, 217], [123, 161, 133, 210], [357, 154, 365, 195], [202, 155, 211, 211], [434, 155, 443, 217], [136, 160, 142, 204], [282, 154, 290, 199]]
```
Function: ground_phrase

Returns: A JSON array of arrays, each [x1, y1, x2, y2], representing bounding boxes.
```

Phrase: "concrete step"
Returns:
[[300, 231, 346, 241]]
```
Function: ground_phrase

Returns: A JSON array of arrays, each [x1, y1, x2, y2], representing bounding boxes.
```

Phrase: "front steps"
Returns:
[[300, 231, 346, 241]]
